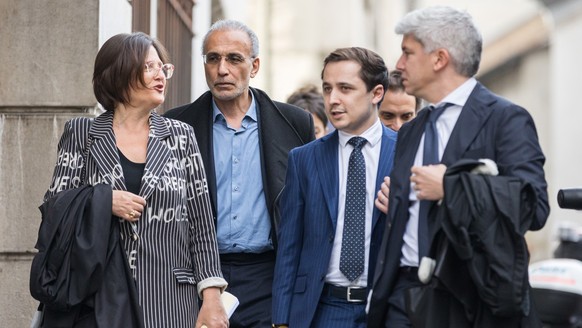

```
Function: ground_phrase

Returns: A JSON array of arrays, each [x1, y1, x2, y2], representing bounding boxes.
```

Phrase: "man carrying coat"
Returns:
[[368, 6, 549, 327]]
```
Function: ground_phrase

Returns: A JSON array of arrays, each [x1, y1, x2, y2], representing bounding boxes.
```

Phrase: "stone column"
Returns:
[[0, 1, 99, 326]]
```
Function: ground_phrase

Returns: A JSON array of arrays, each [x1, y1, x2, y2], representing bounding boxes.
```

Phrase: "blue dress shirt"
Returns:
[[212, 95, 272, 254]]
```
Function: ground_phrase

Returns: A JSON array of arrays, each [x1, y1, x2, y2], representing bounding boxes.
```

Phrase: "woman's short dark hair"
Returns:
[[93, 32, 170, 111], [287, 85, 328, 127]]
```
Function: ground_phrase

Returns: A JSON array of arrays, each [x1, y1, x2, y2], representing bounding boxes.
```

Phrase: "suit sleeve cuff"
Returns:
[[197, 277, 228, 299]]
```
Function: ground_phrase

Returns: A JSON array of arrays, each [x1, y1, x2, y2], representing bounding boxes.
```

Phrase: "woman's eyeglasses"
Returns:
[[145, 62, 174, 79]]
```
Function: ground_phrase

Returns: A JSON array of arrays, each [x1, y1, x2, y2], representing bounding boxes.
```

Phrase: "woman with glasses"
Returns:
[[38, 32, 228, 327]]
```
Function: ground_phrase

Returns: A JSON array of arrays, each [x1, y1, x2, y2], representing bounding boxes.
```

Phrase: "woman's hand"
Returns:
[[196, 287, 228, 328], [112, 190, 146, 222]]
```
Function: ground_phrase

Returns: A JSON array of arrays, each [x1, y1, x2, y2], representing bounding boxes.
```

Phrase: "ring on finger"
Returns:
[[128, 210, 136, 219]]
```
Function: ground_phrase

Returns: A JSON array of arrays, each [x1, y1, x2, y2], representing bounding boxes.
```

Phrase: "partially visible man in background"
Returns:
[[378, 70, 420, 132], [165, 19, 315, 327]]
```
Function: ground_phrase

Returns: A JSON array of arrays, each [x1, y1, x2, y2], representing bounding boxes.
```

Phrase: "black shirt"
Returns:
[[118, 149, 145, 195]]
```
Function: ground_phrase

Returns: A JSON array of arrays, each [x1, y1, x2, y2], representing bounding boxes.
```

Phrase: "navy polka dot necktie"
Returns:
[[418, 103, 452, 260], [340, 136, 367, 282]]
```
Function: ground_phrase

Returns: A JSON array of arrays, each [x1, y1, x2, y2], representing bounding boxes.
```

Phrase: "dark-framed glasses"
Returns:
[[202, 53, 251, 66], [145, 62, 174, 79]]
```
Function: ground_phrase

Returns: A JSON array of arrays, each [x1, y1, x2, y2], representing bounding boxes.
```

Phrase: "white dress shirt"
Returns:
[[400, 78, 478, 267], [326, 119, 383, 287]]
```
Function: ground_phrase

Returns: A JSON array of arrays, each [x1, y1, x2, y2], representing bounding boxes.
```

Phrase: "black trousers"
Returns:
[[220, 251, 275, 328], [385, 267, 423, 328]]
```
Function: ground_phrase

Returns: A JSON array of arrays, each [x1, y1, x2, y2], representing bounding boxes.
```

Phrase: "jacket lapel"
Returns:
[[441, 83, 496, 165], [372, 127, 397, 230], [184, 92, 217, 213], [315, 132, 340, 229], [388, 109, 429, 219], [88, 111, 174, 201], [401, 108, 430, 170], [89, 111, 126, 191], [255, 88, 302, 216], [139, 113, 172, 200]]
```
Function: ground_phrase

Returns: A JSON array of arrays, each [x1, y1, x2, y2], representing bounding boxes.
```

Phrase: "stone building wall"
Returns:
[[0, 1, 99, 326]]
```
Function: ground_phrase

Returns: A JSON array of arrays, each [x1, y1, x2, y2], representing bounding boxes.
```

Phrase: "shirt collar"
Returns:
[[338, 118, 383, 148], [433, 77, 477, 108], [212, 90, 258, 123]]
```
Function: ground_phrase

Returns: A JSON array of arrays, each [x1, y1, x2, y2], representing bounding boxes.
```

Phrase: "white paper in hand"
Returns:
[[221, 291, 240, 318]]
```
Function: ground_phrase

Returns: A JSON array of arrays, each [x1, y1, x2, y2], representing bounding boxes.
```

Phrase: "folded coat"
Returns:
[[406, 159, 541, 328], [30, 184, 144, 327]]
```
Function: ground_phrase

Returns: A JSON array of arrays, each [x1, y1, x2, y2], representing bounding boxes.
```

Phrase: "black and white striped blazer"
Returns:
[[44, 110, 226, 328]]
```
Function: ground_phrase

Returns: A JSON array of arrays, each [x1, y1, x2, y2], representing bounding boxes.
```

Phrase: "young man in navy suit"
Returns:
[[271, 47, 397, 328], [368, 6, 549, 327]]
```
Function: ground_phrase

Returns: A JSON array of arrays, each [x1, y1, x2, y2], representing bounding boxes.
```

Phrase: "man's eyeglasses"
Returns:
[[145, 62, 174, 79], [202, 53, 252, 66]]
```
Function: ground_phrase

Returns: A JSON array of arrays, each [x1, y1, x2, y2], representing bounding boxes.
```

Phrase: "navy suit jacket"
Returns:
[[272, 126, 397, 327], [367, 82, 549, 327]]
